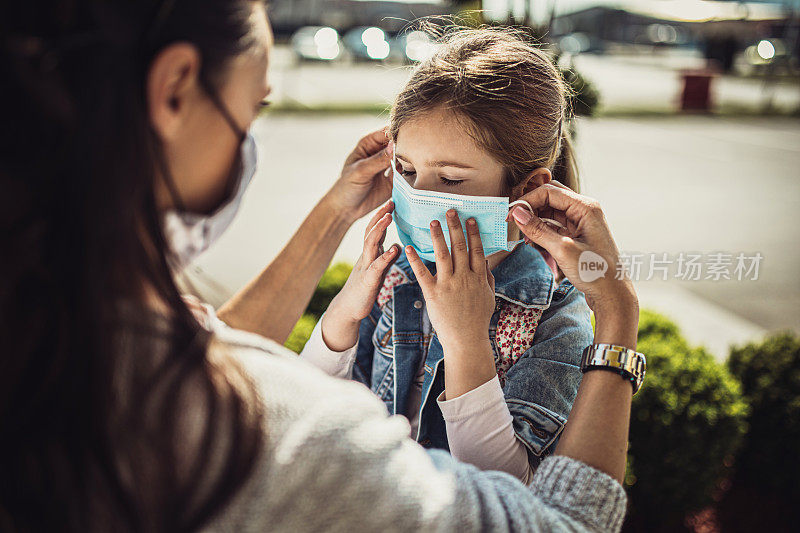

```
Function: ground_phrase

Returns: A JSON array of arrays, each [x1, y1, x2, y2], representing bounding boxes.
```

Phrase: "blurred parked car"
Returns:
[[342, 26, 392, 61], [393, 30, 439, 63], [290, 26, 342, 61]]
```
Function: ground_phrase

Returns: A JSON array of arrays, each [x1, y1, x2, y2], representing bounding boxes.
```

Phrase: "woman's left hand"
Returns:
[[325, 129, 393, 224], [405, 210, 496, 355]]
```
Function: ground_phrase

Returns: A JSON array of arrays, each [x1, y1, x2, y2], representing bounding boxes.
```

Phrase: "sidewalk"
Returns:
[[635, 281, 767, 361]]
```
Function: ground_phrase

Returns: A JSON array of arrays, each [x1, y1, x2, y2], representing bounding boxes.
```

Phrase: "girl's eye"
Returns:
[[401, 169, 416, 177], [439, 177, 463, 187], [258, 100, 272, 112]]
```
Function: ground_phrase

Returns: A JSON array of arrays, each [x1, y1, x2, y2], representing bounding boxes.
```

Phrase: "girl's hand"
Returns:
[[508, 182, 638, 348], [405, 210, 496, 355], [322, 201, 399, 351]]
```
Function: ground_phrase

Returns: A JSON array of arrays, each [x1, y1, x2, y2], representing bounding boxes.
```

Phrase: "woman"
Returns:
[[0, 1, 642, 532]]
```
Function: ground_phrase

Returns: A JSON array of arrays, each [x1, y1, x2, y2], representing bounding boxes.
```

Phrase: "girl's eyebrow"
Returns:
[[396, 153, 475, 170]]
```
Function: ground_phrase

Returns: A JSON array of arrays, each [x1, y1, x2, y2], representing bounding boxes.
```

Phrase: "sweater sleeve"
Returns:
[[436, 375, 534, 485], [297, 313, 357, 379]]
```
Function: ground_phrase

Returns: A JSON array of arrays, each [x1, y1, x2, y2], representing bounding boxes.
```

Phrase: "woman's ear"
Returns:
[[512, 168, 552, 199], [146, 43, 202, 141]]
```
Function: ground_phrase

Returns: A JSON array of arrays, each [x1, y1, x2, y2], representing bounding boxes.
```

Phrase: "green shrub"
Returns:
[[284, 314, 319, 354], [717, 332, 800, 530], [306, 262, 353, 318], [637, 308, 686, 347], [284, 262, 353, 353], [624, 312, 749, 531], [726, 332, 800, 492]]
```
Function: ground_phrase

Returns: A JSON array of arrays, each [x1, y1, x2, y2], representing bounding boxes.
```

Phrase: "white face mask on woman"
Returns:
[[162, 132, 257, 271], [161, 73, 257, 272]]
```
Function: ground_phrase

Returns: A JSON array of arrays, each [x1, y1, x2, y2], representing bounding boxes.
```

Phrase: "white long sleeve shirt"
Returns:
[[299, 313, 534, 484]]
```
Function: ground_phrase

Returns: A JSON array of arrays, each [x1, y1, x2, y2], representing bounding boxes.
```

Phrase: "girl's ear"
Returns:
[[512, 168, 552, 199]]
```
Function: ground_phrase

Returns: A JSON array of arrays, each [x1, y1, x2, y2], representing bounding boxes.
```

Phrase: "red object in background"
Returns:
[[680, 69, 716, 111]]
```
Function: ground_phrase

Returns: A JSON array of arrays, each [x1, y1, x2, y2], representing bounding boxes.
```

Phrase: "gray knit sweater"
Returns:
[[200, 317, 628, 532]]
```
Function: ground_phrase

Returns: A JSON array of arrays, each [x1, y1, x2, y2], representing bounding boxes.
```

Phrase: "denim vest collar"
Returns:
[[394, 243, 556, 310]]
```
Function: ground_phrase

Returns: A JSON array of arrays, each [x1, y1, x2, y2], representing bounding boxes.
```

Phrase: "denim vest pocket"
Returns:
[[506, 398, 566, 457], [370, 310, 395, 403]]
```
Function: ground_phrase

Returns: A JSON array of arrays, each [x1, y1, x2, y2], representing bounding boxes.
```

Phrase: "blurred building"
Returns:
[[546, 1, 795, 71], [268, 0, 453, 37]]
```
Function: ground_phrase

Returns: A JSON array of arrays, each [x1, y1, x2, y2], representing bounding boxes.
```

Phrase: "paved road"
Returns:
[[188, 113, 799, 356]]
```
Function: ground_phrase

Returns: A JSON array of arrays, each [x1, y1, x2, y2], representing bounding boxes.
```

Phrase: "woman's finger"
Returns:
[[465, 218, 486, 273], [344, 128, 390, 167], [509, 203, 569, 229], [486, 260, 496, 293], [429, 219, 453, 277], [548, 179, 572, 190], [353, 145, 392, 180], [405, 246, 435, 294], [537, 207, 570, 229], [364, 200, 394, 240], [515, 183, 590, 224], [445, 209, 469, 272], [510, 205, 567, 255]]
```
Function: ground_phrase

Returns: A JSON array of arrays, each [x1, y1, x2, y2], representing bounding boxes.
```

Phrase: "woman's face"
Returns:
[[394, 107, 507, 197], [149, 2, 272, 214]]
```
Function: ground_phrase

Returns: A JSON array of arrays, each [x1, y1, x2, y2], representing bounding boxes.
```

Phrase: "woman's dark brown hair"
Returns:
[[0, 1, 264, 531], [390, 26, 580, 194]]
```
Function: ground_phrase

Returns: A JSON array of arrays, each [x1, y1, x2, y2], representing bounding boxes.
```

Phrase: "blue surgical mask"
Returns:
[[391, 159, 531, 262]]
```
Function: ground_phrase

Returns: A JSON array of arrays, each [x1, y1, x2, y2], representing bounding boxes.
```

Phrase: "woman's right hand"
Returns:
[[321, 200, 399, 351], [508, 182, 638, 347]]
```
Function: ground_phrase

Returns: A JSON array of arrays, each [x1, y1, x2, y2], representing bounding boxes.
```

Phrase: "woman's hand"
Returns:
[[508, 182, 638, 348], [324, 129, 393, 225], [405, 210, 498, 399], [321, 201, 399, 351]]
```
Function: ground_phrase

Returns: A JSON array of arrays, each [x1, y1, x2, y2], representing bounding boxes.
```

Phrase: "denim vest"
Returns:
[[351, 244, 593, 469]]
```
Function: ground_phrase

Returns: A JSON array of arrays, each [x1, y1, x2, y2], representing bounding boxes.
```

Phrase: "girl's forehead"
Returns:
[[395, 109, 502, 171]]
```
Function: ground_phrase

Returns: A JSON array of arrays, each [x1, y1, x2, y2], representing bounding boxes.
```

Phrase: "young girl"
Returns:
[[300, 27, 593, 485]]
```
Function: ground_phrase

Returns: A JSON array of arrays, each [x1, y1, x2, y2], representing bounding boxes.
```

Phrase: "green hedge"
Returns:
[[717, 332, 800, 530], [726, 332, 800, 492], [284, 314, 319, 354], [624, 311, 749, 531], [305, 262, 353, 319], [284, 262, 353, 353]]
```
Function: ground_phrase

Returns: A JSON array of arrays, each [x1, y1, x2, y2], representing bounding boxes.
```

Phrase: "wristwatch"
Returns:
[[580, 343, 647, 394]]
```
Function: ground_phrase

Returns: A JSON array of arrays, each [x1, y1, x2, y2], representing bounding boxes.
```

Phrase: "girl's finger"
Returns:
[[363, 213, 393, 262], [405, 245, 435, 294], [486, 260, 496, 293], [429, 219, 453, 278], [445, 210, 469, 272], [465, 217, 485, 273], [366, 244, 399, 286], [364, 200, 394, 240]]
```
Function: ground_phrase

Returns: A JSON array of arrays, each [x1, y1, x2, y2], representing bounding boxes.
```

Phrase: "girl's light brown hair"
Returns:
[[390, 26, 579, 194]]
